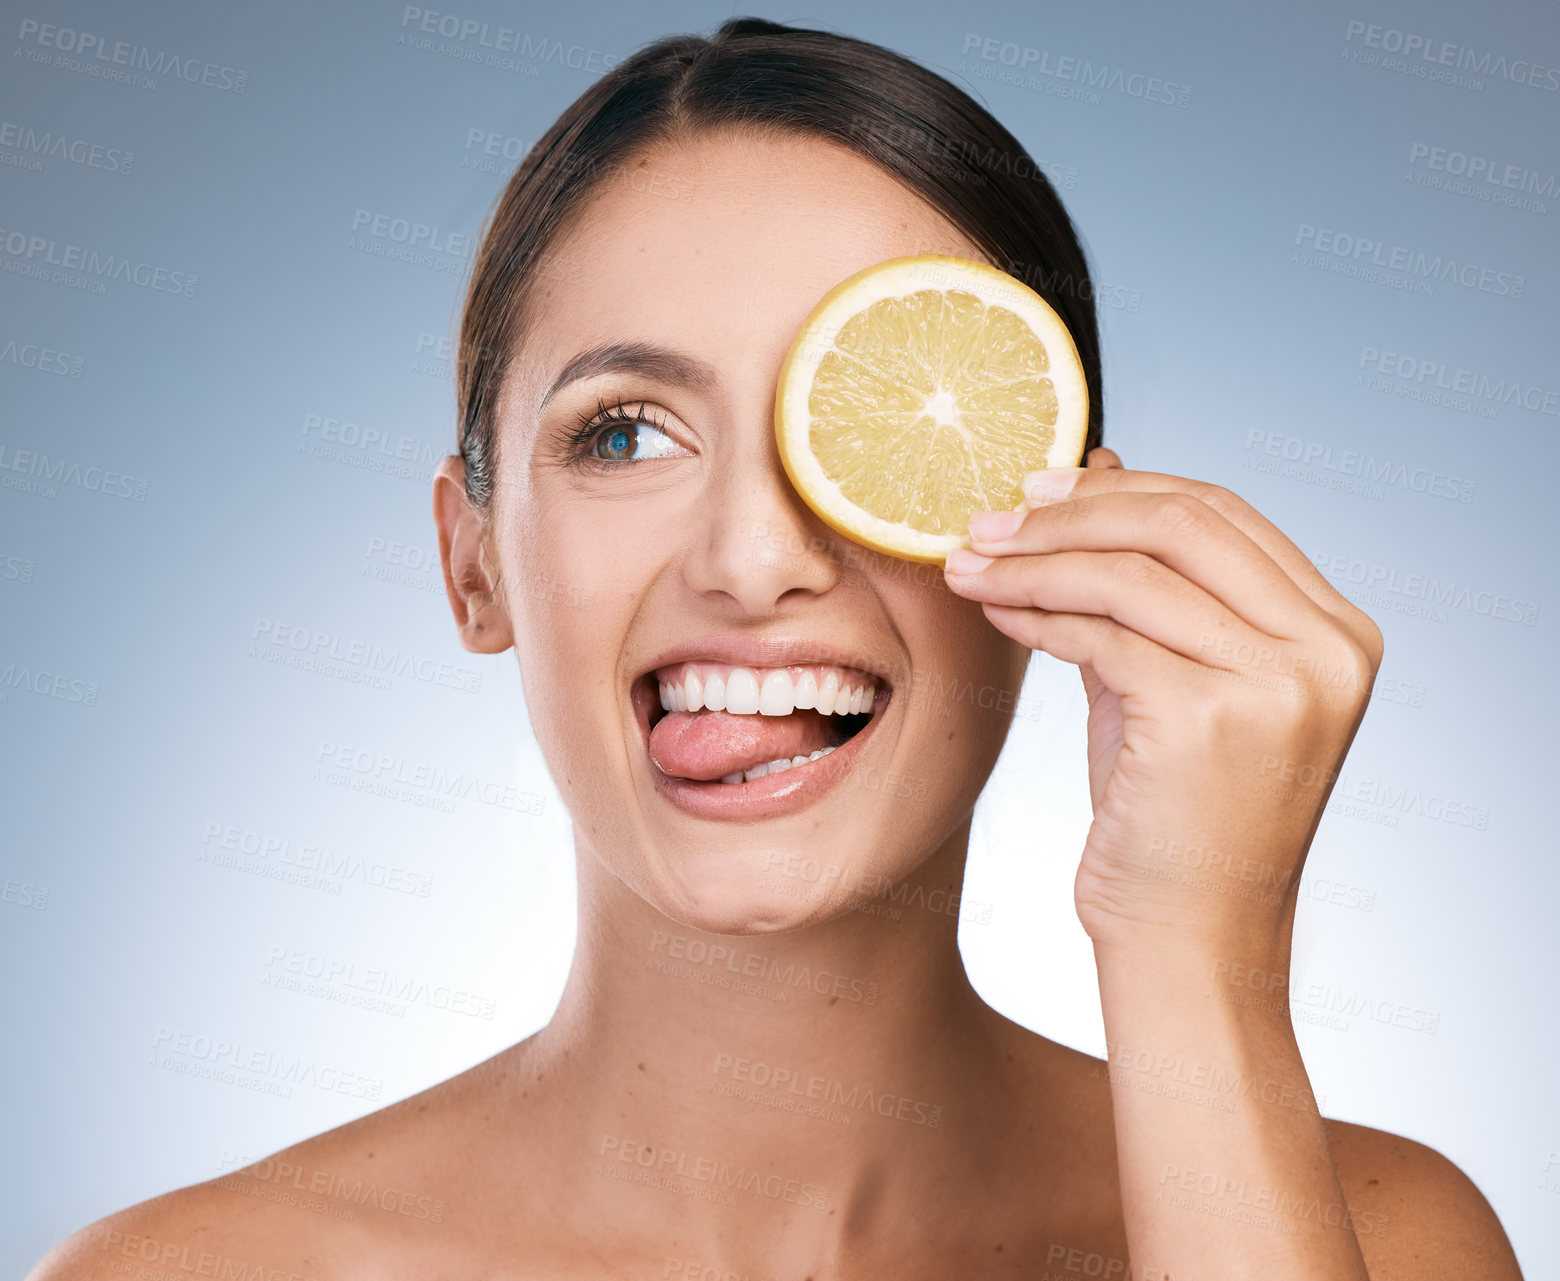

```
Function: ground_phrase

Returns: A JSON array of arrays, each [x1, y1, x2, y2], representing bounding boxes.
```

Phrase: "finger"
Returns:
[[947, 548, 1272, 672], [970, 489, 1326, 643], [1019, 468, 1377, 643], [977, 602, 1203, 705]]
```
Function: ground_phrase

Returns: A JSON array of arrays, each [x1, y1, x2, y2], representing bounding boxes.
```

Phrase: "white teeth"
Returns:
[[817, 670, 840, 716], [653, 664, 880, 715], [723, 667, 761, 715], [758, 670, 795, 716], [713, 743, 839, 784]]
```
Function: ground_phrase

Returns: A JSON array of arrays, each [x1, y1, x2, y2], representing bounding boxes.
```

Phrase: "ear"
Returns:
[[1085, 445, 1124, 469], [432, 454, 513, 655]]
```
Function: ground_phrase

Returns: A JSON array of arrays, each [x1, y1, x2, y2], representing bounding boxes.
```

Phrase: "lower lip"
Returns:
[[643, 690, 892, 821]]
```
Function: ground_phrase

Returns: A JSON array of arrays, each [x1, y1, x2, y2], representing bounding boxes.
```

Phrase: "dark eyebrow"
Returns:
[[538, 341, 720, 410]]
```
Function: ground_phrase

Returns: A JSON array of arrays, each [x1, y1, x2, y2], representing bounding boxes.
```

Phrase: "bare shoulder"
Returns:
[[25, 1046, 531, 1281], [1036, 1037, 1524, 1278], [1323, 1118, 1525, 1279], [23, 1169, 353, 1281]]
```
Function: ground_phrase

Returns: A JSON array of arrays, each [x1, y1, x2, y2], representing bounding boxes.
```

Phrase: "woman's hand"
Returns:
[[942, 449, 1384, 956], [943, 455, 1526, 1281]]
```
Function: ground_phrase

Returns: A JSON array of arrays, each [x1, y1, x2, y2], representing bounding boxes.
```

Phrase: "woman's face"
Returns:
[[469, 128, 1032, 933]]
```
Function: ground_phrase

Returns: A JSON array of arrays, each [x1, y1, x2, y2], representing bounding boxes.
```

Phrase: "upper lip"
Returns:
[[637, 635, 896, 688]]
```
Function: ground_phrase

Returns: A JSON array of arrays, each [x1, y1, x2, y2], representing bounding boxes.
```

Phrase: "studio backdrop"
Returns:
[[1, 0, 1556, 1274]]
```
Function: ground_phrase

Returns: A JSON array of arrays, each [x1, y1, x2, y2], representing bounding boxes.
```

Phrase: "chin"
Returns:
[[635, 840, 886, 936]]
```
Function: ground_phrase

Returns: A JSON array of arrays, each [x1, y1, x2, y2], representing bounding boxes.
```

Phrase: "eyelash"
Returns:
[[555, 396, 673, 470]]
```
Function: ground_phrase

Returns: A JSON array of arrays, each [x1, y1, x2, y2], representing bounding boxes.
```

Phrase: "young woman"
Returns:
[[33, 17, 1522, 1280]]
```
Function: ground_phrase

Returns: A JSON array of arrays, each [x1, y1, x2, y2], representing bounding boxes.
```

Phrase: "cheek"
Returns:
[[500, 489, 668, 773], [515, 533, 599, 622], [506, 508, 618, 704], [896, 586, 1031, 738], [943, 582, 1026, 666], [510, 482, 682, 608], [499, 489, 610, 651]]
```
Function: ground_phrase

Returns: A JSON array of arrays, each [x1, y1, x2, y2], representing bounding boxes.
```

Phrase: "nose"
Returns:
[[681, 433, 844, 615]]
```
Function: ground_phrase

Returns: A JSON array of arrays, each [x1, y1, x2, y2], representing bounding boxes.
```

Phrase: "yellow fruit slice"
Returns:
[[775, 253, 1089, 564]]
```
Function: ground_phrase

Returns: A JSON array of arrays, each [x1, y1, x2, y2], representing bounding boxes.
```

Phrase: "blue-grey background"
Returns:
[[2, 0, 1556, 1272]]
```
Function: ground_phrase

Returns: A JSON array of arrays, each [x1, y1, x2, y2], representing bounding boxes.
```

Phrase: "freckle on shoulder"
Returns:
[[1324, 1117, 1523, 1278]]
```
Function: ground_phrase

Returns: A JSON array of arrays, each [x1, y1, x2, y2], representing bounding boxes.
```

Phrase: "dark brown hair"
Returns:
[[456, 15, 1104, 509]]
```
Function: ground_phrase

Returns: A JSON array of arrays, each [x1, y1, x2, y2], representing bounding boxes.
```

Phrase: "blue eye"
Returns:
[[592, 420, 680, 461], [565, 398, 684, 467]]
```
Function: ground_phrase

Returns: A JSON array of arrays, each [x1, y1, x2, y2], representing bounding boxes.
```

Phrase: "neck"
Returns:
[[519, 818, 1025, 1268]]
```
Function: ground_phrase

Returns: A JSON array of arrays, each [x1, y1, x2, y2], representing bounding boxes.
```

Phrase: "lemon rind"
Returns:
[[775, 253, 1089, 566]]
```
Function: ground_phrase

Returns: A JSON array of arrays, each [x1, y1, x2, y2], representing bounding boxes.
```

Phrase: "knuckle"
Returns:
[[1187, 481, 1241, 520], [1151, 492, 1212, 540], [1313, 630, 1377, 704], [1186, 680, 1254, 741], [1356, 613, 1386, 667], [1108, 550, 1163, 590], [1340, 631, 1378, 685]]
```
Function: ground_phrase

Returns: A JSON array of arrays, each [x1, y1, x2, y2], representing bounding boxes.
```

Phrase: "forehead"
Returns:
[[505, 128, 993, 409]]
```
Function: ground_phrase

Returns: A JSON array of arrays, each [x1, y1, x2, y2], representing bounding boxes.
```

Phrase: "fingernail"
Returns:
[[944, 548, 993, 575], [967, 509, 1025, 542], [1023, 467, 1084, 505]]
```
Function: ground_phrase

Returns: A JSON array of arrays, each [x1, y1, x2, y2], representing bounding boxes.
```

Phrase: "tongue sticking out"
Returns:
[[649, 708, 843, 782]]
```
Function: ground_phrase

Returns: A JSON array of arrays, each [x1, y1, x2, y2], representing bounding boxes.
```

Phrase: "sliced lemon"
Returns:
[[775, 253, 1089, 564]]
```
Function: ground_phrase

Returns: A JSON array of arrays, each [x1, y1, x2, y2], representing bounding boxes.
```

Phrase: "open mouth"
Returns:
[[633, 661, 890, 788]]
